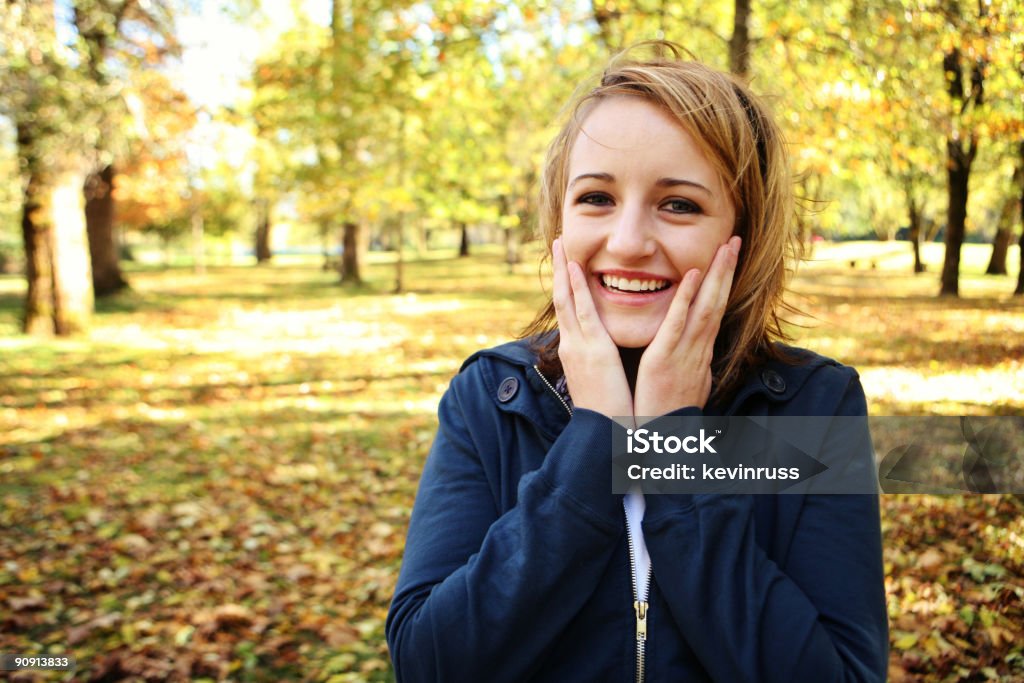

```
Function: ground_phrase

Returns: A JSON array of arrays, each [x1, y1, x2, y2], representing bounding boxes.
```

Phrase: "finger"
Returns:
[[567, 260, 607, 338], [653, 267, 702, 341], [552, 238, 581, 337], [710, 235, 741, 312], [686, 236, 740, 335]]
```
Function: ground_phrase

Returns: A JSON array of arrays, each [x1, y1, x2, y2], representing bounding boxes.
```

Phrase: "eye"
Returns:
[[661, 198, 701, 214], [577, 192, 613, 207]]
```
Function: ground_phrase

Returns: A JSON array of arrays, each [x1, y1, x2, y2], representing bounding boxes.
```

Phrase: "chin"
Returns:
[[606, 325, 658, 349]]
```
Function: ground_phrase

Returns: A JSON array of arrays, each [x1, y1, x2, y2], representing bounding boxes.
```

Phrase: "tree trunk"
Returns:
[[458, 221, 470, 257], [19, 118, 55, 336], [907, 194, 926, 273], [22, 167, 55, 336], [505, 227, 519, 275], [85, 164, 127, 296], [19, 119, 93, 336], [990, 155, 1023, 276], [940, 139, 975, 296], [940, 44, 984, 297], [729, 0, 752, 78], [255, 198, 272, 263], [986, 224, 1012, 275], [50, 168, 94, 335], [340, 221, 361, 285]]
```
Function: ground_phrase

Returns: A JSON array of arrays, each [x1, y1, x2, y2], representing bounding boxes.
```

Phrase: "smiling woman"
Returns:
[[387, 42, 888, 682]]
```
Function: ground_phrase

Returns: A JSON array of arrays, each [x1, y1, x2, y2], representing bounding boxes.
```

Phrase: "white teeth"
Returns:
[[600, 275, 669, 293]]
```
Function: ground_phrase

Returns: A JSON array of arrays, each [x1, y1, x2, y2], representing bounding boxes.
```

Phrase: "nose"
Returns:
[[605, 202, 655, 261]]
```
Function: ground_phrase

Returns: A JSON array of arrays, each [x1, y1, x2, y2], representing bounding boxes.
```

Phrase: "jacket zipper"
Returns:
[[624, 502, 653, 683], [533, 365, 573, 417], [535, 366, 651, 681]]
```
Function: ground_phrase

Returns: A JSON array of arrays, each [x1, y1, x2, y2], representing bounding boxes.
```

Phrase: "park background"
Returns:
[[1, 0, 1023, 681]]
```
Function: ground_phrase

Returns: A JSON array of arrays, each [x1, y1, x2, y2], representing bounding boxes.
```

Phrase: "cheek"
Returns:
[[699, 242, 722, 270], [558, 219, 589, 264], [670, 239, 720, 275]]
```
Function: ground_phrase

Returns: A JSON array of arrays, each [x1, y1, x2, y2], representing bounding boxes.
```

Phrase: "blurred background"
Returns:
[[1, 1, 1023, 681]]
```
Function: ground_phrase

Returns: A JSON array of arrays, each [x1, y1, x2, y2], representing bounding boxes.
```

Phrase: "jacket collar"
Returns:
[[710, 345, 829, 415], [461, 339, 540, 372], [461, 339, 571, 439], [464, 338, 830, 418]]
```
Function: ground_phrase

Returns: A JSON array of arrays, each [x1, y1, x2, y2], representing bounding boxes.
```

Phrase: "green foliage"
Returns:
[[1, 3, 106, 168], [0, 121, 20, 259], [4, 0, 1024, 274], [234, 0, 1024, 263], [247, 1, 597, 251]]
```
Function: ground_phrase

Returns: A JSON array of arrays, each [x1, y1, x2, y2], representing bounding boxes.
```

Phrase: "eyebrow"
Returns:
[[656, 177, 713, 197], [568, 172, 713, 197]]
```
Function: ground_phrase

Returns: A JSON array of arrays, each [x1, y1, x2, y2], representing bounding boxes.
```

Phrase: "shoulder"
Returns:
[[452, 339, 535, 401], [768, 343, 861, 390], [720, 343, 864, 417], [460, 338, 537, 373], [445, 338, 569, 440]]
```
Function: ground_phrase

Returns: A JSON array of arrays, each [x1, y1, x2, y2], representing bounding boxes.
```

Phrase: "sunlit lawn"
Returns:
[[0, 242, 1022, 681]]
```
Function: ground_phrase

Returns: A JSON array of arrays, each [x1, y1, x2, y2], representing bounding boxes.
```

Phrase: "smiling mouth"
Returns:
[[600, 274, 672, 293]]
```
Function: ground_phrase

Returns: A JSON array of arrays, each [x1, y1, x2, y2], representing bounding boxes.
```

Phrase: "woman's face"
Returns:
[[560, 96, 736, 348]]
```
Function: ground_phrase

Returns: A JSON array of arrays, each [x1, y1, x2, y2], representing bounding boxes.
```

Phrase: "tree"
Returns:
[[984, 161, 1019, 275], [254, 197, 272, 264], [1, 0, 190, 334], [931, 0, 1021, 296], [74, 0, 179, 296], [840, 1, 946, 272], [815, 0, 1016, 287], [940, 41, 985, 296], [249, 1, 387, 286], [988, 22, 1024, 293], [331, 0, 370, 286], [2, 1, 103, 334]]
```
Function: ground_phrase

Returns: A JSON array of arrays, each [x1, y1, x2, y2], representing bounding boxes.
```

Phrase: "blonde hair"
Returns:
[[521, 42, 800, 404]]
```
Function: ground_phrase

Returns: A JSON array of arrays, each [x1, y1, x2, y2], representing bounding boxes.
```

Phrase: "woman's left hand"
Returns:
[[633, 236, 741, 420]]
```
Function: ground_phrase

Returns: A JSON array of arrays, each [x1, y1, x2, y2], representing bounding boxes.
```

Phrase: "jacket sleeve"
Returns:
[[642, 372, 888, 683], [385, 365, 624, 682]]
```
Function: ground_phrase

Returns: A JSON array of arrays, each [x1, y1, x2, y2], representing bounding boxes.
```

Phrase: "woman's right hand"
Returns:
[[552, 238, 634, 421]]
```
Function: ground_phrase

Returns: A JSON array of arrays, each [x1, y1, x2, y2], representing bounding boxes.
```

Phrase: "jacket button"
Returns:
[[497, 377, 519, 403], [761, 370, 786, 394]]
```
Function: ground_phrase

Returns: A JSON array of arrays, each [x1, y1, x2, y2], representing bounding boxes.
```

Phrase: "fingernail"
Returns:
[[730, 236, 741, 256]]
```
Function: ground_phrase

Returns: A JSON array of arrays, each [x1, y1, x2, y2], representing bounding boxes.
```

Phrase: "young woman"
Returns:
[[387, 43, 888, 682]]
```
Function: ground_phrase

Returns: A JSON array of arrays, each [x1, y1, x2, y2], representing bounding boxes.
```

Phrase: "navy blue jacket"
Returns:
[[387, 340, 888, 682]]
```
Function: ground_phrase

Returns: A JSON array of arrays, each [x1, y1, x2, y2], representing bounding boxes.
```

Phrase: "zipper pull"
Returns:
[[634, 600, 648, 641]]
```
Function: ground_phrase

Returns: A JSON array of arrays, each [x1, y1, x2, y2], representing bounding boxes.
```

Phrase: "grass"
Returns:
[[0, 241, 1022, 682]]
